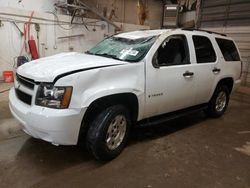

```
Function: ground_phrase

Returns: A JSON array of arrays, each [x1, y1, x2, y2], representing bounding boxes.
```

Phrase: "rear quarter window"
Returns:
[[216, 38, 240, 61]]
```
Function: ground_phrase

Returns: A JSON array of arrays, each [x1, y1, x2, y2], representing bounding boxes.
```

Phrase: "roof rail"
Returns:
[[181, 28, 227, 37]]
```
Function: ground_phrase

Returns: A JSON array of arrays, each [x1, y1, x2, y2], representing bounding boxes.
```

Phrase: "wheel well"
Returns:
[[217, 78, 234, 93], [78, 93, 139, 142]]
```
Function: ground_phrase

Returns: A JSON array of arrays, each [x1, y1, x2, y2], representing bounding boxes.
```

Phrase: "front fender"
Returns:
[[69, 62, 146, 120], [81, 88, 143, 108], [81, 88, 145, 121]]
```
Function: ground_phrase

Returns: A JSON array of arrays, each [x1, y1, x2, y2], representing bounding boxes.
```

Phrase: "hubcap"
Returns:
[[215, 91, 227, 112], [106, 115, 127, 150]]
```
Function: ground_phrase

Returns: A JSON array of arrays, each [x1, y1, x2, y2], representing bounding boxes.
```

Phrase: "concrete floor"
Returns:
[[0, 82, 250, 188]]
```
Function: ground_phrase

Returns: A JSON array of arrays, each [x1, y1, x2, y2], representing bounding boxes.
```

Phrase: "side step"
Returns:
[[137, 104, 208, 127]]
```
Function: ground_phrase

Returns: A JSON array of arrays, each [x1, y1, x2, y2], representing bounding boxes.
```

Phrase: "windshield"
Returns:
[[86, 36, 157, 62]]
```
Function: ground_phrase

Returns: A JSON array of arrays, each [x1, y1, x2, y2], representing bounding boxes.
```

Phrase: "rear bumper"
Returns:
[[9, 87, 86, 145], [232, 79, 241, 92]]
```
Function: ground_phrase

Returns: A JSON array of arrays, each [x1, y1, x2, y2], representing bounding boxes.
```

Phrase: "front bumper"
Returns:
[[9, 87, 86, 145]]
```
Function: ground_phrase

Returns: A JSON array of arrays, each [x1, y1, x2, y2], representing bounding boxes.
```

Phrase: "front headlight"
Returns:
[[36, 84, 73, 109]]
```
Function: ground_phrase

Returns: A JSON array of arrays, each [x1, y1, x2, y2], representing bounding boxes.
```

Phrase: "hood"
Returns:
[[17, 52, 126, 82]]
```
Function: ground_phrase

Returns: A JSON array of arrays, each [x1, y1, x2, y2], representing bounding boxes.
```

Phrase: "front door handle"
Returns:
[[183, 71, 194, 78], [213, 67, 221, 74]]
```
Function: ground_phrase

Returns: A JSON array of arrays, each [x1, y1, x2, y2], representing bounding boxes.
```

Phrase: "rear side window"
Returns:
[[192, 35, 216, 63], [216, 38, 240, 61]]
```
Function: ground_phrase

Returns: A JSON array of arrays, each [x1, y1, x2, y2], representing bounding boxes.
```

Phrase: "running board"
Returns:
[[137, 104, 208, 127]]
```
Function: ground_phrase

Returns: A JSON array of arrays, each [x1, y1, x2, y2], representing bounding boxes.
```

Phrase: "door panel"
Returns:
[[144, 34, 196, 118], [192, 63, 218, 104], [191, 35, 219, 104], [144, 65, 195, 118]]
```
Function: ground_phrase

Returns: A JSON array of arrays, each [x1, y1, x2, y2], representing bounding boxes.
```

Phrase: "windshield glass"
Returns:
[[86, 36, 157, 62]]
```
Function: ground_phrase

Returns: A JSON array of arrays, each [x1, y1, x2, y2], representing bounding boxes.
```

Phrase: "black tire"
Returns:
[[205, 85, 230, 118], [86, 105, 131, 161]]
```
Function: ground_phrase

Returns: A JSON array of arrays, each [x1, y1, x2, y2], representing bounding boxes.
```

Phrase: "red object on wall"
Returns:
[[20, 11, 40, 60], [2, 71, 14, 83], [28, 39, 39, 60]]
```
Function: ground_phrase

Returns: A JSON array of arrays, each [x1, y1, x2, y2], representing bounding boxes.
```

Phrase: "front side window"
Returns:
[[86, 36, 157, 62], [192, 35, 216, 63], [216, 38, 240, 61], [153, 35, 190, 67]]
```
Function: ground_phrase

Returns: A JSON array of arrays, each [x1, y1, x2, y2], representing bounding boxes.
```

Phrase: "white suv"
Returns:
[[9, 29, 242, 160]]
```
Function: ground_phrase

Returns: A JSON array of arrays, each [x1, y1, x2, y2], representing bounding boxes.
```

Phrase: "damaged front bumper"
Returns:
[[9, 87, 86, 145]]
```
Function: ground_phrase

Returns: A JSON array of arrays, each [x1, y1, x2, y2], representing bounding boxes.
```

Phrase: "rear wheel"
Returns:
[[86, 105, 131, 161], [205, 85, 230, 118]]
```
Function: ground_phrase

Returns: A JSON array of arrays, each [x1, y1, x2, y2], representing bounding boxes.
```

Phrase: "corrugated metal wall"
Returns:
[[198, 0, 250, 27], [198, 0, 250, 87]]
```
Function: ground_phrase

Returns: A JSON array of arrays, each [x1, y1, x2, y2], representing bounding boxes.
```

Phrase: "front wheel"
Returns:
[[86, 105, 131, 161], [205, 85, 230, 118]]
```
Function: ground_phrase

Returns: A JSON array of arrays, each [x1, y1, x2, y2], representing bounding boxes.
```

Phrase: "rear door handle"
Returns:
[[183, 71, 194, 78], [213, 68, 221, 74]]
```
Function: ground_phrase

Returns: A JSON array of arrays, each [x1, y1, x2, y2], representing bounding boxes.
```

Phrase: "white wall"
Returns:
[[76, 0, 163, 29], [0, 7, 149, 78], [0, 7, 108, 74], [0, 0, 60, 12]]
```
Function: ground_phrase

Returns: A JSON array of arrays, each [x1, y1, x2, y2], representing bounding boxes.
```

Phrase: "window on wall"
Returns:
[[216, 38, 240, 61], [154, 35, 190, 66], [192, 36, 216, 63]]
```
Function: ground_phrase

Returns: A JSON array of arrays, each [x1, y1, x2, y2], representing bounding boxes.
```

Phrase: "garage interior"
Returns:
[[0, 0, 250, 187]]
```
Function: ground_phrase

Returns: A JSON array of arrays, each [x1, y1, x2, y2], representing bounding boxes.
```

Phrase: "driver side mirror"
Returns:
[[152, 52, 160, 68]]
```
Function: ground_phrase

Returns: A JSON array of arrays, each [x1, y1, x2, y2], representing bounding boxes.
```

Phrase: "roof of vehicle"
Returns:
[[114, 28, 229, 40], [115, 29, 171, 40]]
